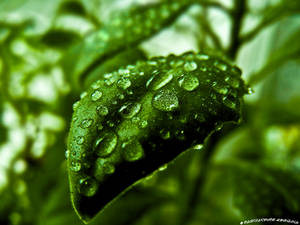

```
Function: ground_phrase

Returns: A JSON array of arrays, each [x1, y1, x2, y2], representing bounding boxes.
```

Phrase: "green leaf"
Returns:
[[232, 162, 300, 218], [66, 52, 247, 223], [63, 0, 194, 92]]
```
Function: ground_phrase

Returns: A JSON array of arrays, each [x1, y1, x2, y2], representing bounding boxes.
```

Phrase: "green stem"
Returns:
[[227, 0, 247, 60]]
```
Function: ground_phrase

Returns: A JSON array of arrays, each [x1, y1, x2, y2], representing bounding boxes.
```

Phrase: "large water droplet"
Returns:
[[152, 89, 179, 112], [78, 177, 98, 197], [96, 105, 109, 116], [70, 161, 81, 172], [94, 132, 118, 157], [119, 102, 141, 119], [178, 75, 199, 91], [80, 119, 93, 128], [76, 136, 85, 145], [94, 158, 115, 179], [91, 90, 102, 101], [184, 61, 198, 72], [117, 77, 131, 90], [122, 139, 144, 162], [149, 71, 174, 90]]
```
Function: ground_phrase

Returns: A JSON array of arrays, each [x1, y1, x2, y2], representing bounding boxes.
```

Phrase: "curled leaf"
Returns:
[[67, 52, 247, 223]]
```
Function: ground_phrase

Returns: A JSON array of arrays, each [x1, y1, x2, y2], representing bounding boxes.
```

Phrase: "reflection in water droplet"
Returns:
[[122, 139, 144, 162], [94, 132, 118, 157], [119, 102, 141, 119], [152, 90, 179, 112], [178, 75, 199, 91], [117, 77, 131, 90], [96, 105, 109, 116], [91, 90, 102, 101], [76, 136, 85, 145], [78, 177, 98, 197], [81, 119, 93, 128], [70, 161, 81, 172], [184, 61, 198, 72]]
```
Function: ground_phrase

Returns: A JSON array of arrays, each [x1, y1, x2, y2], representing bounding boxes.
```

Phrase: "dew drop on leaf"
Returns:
[[178, 75, 199, 91], [122, 139, 144, 162], [152, 89, 179, 112], [78, 177, 98, 197], [71, 161, 81, 172], [149, 70, 174, 90], [96, 105, 109, 116], [91, 90, 102, 101], [94, 132, 118, 157], [117, 77, 131, 90], [76, 136, 85, 145], [80, 119, 93, 128], [119, 102, 141, 119], [184, 61, 198, 72]]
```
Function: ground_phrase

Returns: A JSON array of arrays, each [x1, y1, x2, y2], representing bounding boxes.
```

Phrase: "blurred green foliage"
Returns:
[[0, 0, 299, 225]]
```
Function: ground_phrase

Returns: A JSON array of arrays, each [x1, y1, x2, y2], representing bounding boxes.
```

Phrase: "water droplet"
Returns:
[[247, 87, 254, 94], [160, 129, 171, 140], [96, 105, 109, 116], [94, 158, 115, 178], [175, 130, 185, 140], [117, 77, 131, 90], [139, 120, 148, 128], [159, 164, 168, 171], [78, 177, 98, 197], [132, 116, 140, 124], [80, 119, 93, 128], [192, 144, 203, 150], [70, 161, 81, 172], [94, 132, 118, 157], [118, 94, 125, 100], [91, 80, 101, 89], [223, 96, 236, 109], [122, 139, 144, 162], [178, 75, 199, 91], [150, 70, 174, 90], [91, 90, 102, 101], [80, 92, 87, 99], [214, 61, 227, 71], [225, 76, 240, 88], [147, 61, 158, 66], [139, 72, 145, 76], [184, 61, 198, 72], [212, 82, 228, 95], [65, 150, 70, 159], [170, 60, 184, 68], [197, 54, 210, 60], [119, 102, 141, 119], [73, 101, 80, 111], [76, 136, 85, 145], [152, 89, 179, 112], [146, 75, 155, 88], [200, 66, 207, 72]]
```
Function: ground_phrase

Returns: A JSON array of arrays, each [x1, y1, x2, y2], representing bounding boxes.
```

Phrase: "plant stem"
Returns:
[[227, 0, 247, 60]]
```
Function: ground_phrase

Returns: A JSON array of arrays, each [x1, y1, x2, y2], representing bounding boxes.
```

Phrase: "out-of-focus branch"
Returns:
[[227, 0, 247, 60]]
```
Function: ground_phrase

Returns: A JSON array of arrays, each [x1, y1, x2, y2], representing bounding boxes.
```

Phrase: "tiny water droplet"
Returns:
[[119, 102, 141, 119], [184, 61, 198, 72], [159, 164, 168, 171], [91, 80, 101, 89], [139, 120, 148, 128], [160, 129, 171, 140], [65, 150, 70, 159], [78, 177, 98, 197], [200, 66, 207, 72], [247, 87, 254, 94], [178, 75, 199, 91], [214, 61, 227, 71], [72, 101, 80, 111], [196, 54, 209, 60], [152, 89, 179, 112], [80, 118, 93, 128], [223, 96, 236, 109], [94, 132, 118, 157], [170, 60, 184, 68], [76, 136, 85, 145], [192, 144, 203, 150], [70, 161, 81, 172], [80, 92, 87, 99], [132, 116, 140, 124], [122, 139, 144, 162], [117, 77, 131, 90], [225, 76, 240, 88], [212, 82, 228, 95], [91, 90, 102, 101], [96, 105, 109, 116]]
